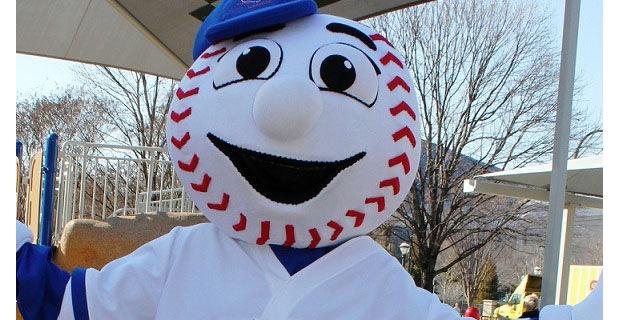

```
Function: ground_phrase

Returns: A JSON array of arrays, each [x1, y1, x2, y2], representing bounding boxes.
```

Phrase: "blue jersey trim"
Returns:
[[270, 243, 338, 276], [71, 268, 90, 320]]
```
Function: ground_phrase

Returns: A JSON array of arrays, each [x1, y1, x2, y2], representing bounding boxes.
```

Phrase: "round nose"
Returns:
[[253, 76, 323, 141]]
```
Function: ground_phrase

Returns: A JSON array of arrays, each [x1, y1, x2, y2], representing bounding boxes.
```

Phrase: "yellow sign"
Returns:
[[566, 265, 603, 306]]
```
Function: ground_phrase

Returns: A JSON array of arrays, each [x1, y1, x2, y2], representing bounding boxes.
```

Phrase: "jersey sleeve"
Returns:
[[414, 287, 466, 320], [59, 226, 186, 320]]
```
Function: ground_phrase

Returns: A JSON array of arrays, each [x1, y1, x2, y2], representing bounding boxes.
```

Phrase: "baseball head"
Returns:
[[167, 11, 420, 248]]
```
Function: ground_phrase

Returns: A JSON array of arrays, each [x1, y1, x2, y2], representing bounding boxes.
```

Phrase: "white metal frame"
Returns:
[[52, 141, 197, 243], [544, 0, 581, 306]]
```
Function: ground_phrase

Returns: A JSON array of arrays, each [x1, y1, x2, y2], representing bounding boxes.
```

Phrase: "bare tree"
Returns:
[[16, 87, 109, 166], [452, 235, 500, 307], [570, 213, 603, 265], [366, 0, 601, 291], [73, 66, 178, 185], [433, 250, 465, 305], [73, 66, 176, 152]]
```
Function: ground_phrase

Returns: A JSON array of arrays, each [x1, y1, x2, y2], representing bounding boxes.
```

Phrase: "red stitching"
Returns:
[[390, 101, 417, 121], [176, 87, 200, 100], [308, 228, 321, 249], [365, 197, 385, 212], [207, 193, 229, 211], [345, 210, 365, 227], [387, 76, 411, 93], [191, 173, 211, 192], [389, 153, 411, 174], [380, 177, 400, 195], [178, 154, 199, 172], [370, 34, 395, 48], [186, 66, 211, 79], [201, 47, 227, 59], [283, 224, 295, 247], [380, 52, 403, 69], [170, 108, 192, 123], [256, 221, 270, 245], [393, 127, 417, 149], [171, 132, 190, 149], [232, 213, 246, 232], [327, 221, 343, 241]]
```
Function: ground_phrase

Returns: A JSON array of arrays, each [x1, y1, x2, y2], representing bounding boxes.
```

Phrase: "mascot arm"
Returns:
[[540, 272, 603, 320], [16, 221, 71, 320], [17, 220, 180, 320]]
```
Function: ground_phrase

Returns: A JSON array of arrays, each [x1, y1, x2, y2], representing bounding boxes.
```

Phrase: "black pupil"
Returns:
[[236, 46, 271, 79], [320, 55, 356, 92]]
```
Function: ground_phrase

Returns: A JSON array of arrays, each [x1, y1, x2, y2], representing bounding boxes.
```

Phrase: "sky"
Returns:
[[16, 0, 604, 126]]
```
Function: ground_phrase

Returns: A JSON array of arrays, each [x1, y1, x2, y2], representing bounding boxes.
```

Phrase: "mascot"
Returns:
[[16, 0, 602, 319]]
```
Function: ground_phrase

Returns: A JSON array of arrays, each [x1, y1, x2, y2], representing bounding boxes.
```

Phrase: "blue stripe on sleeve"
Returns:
[[71, 268, 90, 320]]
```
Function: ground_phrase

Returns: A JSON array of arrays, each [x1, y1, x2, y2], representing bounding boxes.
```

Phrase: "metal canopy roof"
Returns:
[[464, 155, 603, 209], [16, 0, 431, 80]]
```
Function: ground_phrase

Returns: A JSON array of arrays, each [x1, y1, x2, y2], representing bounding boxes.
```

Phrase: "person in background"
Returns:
[[454, 302, 462, 316], [520, 294, 540, 319]]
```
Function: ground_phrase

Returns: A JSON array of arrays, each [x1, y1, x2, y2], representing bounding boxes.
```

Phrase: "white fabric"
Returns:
[[16, 220, 33, 251], [58, 281, 75, 320], [572, 272, 603, 319], [540, 305, 573, 320], [58, 223, 463, 320]]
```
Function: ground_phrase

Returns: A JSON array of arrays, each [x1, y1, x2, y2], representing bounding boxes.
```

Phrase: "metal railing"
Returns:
[[53, 141, 197, 242]]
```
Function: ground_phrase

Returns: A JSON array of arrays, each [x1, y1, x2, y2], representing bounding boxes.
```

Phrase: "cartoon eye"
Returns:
[[213, 39, 282, 89], [310, 43, 379, 107]]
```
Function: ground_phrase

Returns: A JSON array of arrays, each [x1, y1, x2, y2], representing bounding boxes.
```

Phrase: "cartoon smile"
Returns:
[[207, 133, 365, 205]]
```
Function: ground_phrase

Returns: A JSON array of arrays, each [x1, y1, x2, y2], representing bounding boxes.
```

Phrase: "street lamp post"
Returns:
[[399, 242, 411, 269], [534, 266, 542, 276]]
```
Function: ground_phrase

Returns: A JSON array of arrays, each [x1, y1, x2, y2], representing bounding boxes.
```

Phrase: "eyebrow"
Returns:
[[233, 24, 286, 42], [326, 23, 377, 51]]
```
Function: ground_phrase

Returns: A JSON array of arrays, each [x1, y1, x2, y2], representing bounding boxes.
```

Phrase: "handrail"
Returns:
[[51, 140, 195, 243]]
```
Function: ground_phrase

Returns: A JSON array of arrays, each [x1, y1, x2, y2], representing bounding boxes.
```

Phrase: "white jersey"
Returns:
[[58, 223, 463, 320]]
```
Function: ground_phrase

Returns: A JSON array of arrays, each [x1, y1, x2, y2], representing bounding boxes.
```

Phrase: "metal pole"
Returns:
[[78, 145, 88, 219], [39, 133, 59, 246], [541, 0, 580, 307], [145, 151, 156, 212], [557, 206, 575, 304]]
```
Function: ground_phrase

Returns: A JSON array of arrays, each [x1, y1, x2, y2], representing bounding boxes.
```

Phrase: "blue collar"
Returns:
[[269, 243, 340, 276]]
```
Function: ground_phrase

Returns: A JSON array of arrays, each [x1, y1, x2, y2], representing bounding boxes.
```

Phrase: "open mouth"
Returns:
[[207, 133, 365, 205]]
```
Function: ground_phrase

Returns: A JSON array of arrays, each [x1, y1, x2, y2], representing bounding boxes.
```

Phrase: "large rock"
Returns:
[[53, 212, 207, 271]]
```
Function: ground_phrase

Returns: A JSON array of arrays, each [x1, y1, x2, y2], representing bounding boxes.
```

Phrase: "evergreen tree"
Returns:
[[475, 260, 500, 304]]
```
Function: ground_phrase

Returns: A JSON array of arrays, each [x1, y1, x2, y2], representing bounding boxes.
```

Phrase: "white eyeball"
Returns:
[[213, 39, 283, 89], [310, 43, 379, 107]]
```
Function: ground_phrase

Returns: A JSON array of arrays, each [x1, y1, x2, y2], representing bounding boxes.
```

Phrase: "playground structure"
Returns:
[[16, 137, 205, 320], [17, 135, 198, 247]]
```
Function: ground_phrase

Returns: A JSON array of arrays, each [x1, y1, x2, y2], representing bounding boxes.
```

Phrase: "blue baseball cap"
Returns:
[[193, 0, 318, 60]]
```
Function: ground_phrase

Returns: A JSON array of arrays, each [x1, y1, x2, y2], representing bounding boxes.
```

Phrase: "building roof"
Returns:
[[464, 155, 603, 209], [16, 0, 432, 80]]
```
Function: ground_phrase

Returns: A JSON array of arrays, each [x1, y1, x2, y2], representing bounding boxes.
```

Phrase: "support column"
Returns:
[[556, 206, 575, 305], [541, 0, 581, 307]]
